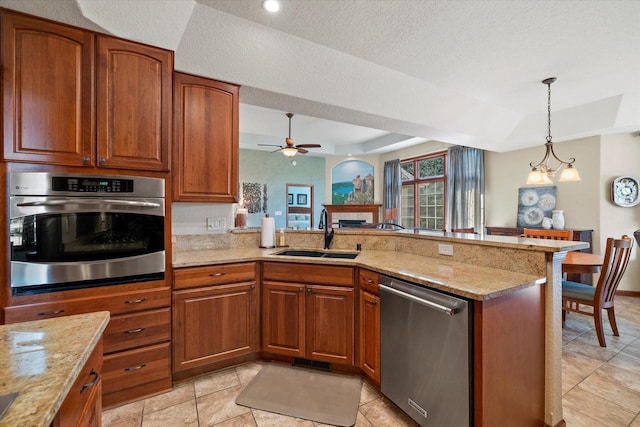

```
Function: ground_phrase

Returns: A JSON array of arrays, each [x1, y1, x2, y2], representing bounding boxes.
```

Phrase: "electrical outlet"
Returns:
[[438, 244, 454, 256], [206, 217, 215, 230], [206, 217, 226, 230], [274, 210, 282, 216]]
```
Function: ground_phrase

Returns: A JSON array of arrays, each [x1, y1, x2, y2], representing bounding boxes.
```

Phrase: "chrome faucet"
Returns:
[[320, 208, 334, 250]]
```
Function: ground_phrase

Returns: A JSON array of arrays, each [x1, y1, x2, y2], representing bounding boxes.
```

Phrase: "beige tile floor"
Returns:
[[103, 296, 640, 427]]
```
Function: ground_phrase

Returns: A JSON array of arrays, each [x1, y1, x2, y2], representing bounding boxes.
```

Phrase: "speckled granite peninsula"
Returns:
[[173, 228, 588, 426], [0, 311, 109, 426]]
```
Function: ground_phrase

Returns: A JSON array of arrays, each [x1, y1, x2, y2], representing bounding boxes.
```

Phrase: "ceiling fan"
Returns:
[[259, 113, 321, 157]]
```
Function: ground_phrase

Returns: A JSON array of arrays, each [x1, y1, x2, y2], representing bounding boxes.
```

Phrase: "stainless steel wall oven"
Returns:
[[9, 172, 165, 295]]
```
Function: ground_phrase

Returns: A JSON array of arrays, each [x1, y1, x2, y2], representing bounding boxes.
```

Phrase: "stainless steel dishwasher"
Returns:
[[379, 274, 472, 427]]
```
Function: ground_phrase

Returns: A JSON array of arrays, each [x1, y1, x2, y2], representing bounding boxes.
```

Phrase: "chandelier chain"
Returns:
[[547, 81, 552, 143]]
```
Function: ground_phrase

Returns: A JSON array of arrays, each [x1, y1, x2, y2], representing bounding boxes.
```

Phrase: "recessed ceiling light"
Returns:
[[263, 0, 280, 13]]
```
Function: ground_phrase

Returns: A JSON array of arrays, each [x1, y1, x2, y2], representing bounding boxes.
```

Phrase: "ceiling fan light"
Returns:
[[559, 165, 581, 182], [281, 147, 298, 157]]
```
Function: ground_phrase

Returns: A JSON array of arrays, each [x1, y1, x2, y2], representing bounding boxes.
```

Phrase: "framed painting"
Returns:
[[288, 194, 293, 205], [517, 186, 557, 228], [297, 194, 307, 205]]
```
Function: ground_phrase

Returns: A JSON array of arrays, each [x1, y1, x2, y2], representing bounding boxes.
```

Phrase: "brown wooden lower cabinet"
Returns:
[[52, 339, 103, 427], [172, 281, 259, 372], [358, 290, 380, 383], [2, 284, 172, 408], [262, 280, 355, 365]]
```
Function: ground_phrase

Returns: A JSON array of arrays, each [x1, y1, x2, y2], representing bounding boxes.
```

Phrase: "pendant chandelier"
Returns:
[[526, 77, 581, 185]]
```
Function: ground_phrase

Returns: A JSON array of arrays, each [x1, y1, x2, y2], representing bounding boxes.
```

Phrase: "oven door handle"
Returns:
[[17, 199, 161, 208]]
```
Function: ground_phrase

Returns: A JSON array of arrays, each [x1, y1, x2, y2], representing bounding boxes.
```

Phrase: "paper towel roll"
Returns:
[[261, 216, 276, 247]]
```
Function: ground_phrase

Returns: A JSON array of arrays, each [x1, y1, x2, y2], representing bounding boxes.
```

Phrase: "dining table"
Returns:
[[562, 251, 604, 275]]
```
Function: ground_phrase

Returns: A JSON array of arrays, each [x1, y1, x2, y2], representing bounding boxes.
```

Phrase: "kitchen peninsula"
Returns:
[[174, 229, 587, 427], [0, 311, 109, 426]]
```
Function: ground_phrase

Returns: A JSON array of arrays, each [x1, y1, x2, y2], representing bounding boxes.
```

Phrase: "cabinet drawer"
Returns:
[[104, 308, 171, 354], [3, 287, 171, 323], [102, 342, 170, 394], [174, 262, 256, 289], [263, 262, 354, 286], [359, 269, 380, 295]]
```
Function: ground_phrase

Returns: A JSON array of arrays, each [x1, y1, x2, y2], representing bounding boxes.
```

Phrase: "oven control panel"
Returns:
[[52, 177, 134, 193]]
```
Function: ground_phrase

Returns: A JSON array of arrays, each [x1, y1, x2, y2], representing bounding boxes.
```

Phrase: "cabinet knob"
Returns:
[[307, 288, 312, 293], [250, 284, 255, 290], [371, 300, 378, 306], [98, 158, 106, 165], [298, 287, 304, 292], [82, 156, 91, 164]]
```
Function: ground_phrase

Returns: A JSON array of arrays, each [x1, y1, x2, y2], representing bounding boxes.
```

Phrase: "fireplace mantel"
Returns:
[[323, 204, 382, 226]]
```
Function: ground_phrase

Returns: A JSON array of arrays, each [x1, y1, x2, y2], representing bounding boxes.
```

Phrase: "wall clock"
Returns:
[[611, 176, 640, 207]]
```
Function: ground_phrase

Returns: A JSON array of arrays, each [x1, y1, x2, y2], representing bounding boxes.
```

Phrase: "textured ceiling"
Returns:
[[1, 0, 639, 155]]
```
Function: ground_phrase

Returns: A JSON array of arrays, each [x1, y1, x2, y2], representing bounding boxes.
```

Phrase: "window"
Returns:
[[400, 152, 447, 230]]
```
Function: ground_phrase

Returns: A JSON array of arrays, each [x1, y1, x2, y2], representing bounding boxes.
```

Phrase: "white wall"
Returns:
[[599, 133, 640, 292]]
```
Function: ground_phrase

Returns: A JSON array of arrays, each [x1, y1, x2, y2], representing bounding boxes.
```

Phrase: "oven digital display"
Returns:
[[51, 177, 134, 192]]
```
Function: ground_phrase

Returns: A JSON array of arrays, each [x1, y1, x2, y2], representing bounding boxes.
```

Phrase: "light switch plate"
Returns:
[[438, 244, 454, 256]]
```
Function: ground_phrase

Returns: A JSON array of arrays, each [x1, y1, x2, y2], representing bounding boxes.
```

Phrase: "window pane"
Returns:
[[417, 180, 445, 231], [401, 185, 414, 228], [418, 157, 445, 179], [401, 163, 415, 182]]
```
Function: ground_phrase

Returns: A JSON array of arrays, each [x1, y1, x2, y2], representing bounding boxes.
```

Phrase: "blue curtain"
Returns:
[[446, 146, 485, 232], [383, 159, 401, 223]]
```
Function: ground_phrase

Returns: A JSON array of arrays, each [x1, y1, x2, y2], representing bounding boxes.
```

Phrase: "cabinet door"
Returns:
[[262, 281, 305, 358], [173, 72, 239, 202], [96, 36, 171, 170], [306, 285, 354, 364], [1, 11, 94, 166], [173, 281, 258, 372], [358, 290, 380, 382]]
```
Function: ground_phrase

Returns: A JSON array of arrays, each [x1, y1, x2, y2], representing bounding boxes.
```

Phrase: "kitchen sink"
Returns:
[[276, 249, 359, 259]]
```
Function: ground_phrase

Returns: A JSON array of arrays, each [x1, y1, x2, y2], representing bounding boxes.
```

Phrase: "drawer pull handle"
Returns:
[[124, 363, 147, 372], [124, 298, 146, 304], [363, 278, 375, 284], [80, 369, 100, 393], [209, 272, 226, 277], [124, 327, 146, 334], [37, 309, 65, 316]]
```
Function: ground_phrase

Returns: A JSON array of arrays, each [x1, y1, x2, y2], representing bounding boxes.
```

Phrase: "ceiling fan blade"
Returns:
[[297, 148, 309, 154], [295, 144, 321, 148], [258, 143, 283, 147]]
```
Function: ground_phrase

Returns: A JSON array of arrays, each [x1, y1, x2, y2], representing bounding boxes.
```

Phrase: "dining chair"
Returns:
[[561, 235, 634, 347], [523, 228, 573, 240], [451, 227, 475, 233]]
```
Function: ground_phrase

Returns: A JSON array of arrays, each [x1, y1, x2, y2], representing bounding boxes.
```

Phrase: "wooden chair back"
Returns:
[[596, 236, 633, 308], [562, 235, 634, 346], [451, 227, 475, 233], [523, 228, 573, 240]]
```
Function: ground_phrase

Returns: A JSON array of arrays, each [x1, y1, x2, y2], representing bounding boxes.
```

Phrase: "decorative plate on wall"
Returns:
[[611, 176, 640, 207]]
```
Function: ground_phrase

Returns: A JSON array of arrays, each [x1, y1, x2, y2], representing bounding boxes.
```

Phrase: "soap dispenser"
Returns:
[[278, 228, 286, 247]]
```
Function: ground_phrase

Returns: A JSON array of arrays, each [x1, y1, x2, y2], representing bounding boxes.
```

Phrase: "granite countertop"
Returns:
[[0, 311, 110, 427], [173, 247, 546, 300]]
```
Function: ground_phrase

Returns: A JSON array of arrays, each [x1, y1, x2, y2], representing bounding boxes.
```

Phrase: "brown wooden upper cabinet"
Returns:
[[1, 9, 172, 171], [172, 72, 240, 202]]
